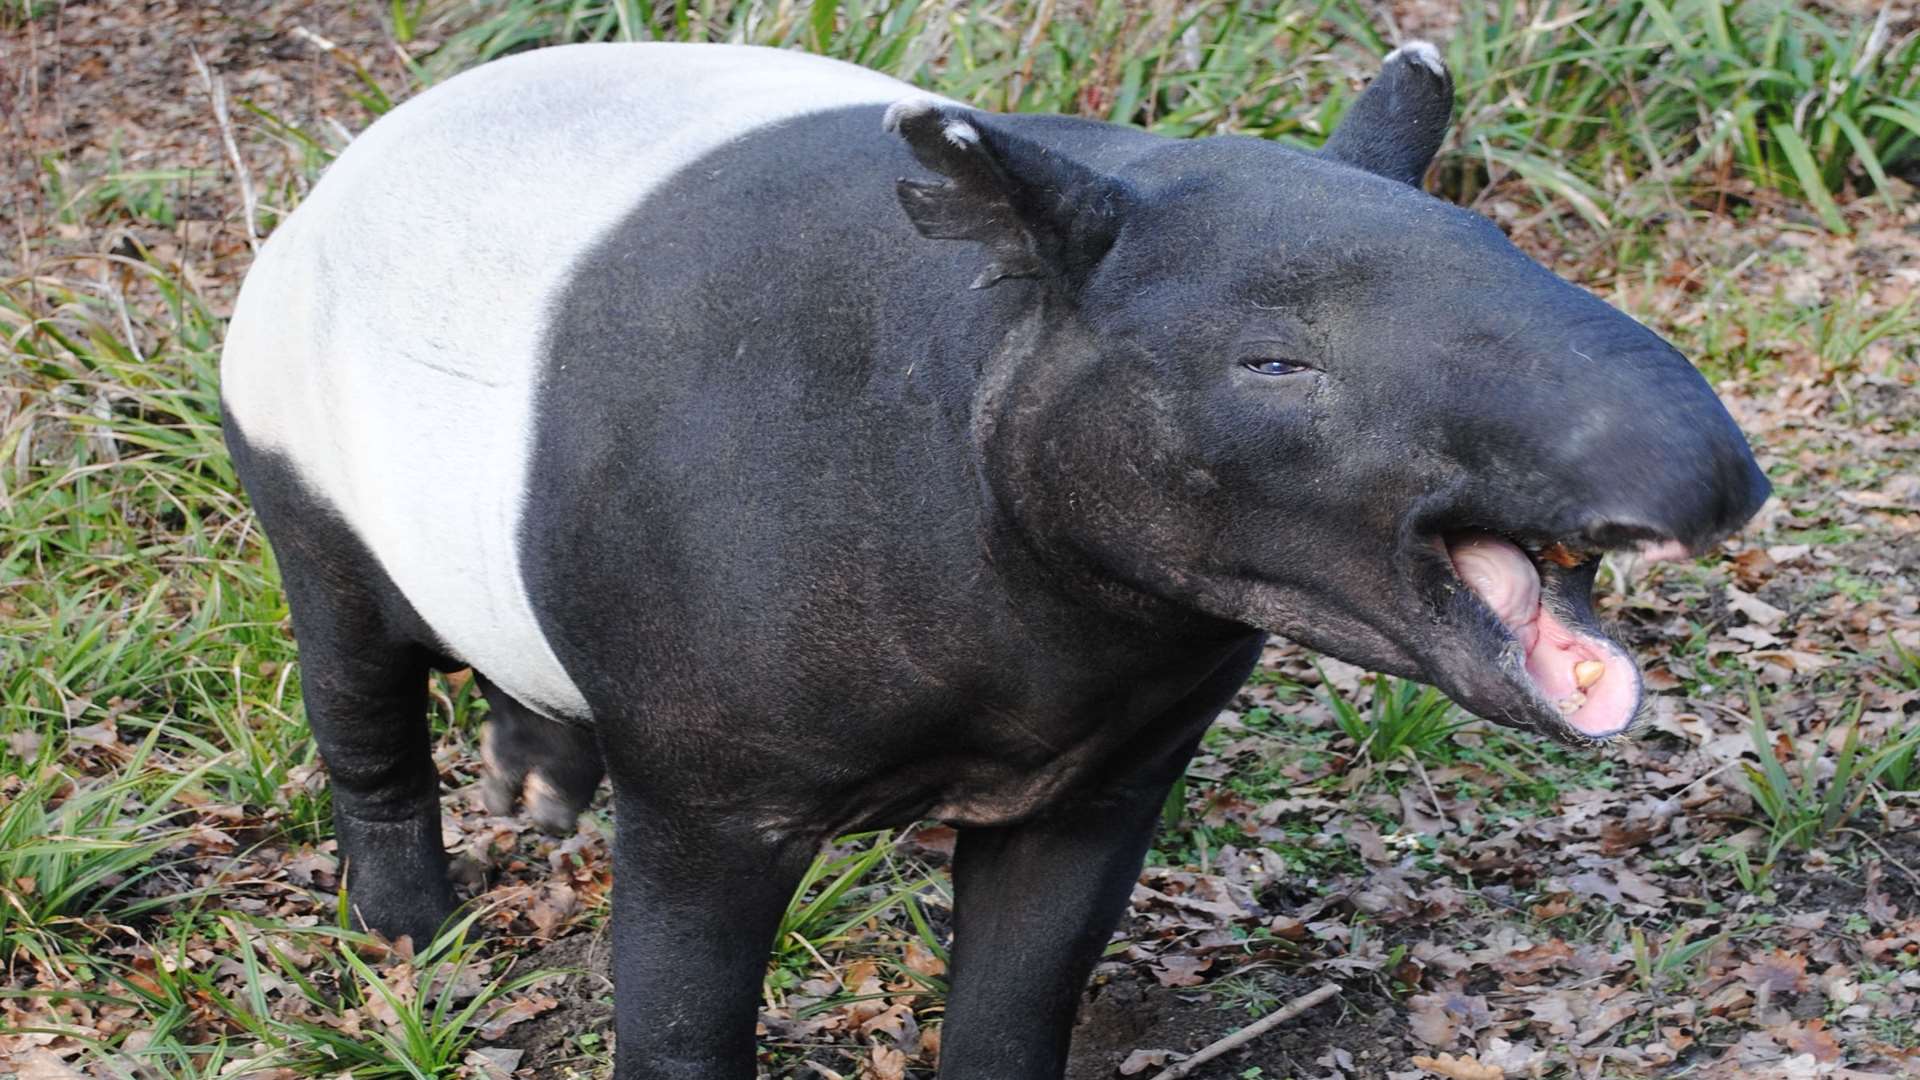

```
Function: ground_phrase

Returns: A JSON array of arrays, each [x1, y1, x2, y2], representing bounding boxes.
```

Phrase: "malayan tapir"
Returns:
[[220, 39, 1770, 1080]]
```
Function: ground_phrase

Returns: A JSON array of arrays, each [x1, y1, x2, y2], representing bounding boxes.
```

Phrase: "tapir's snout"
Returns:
[[1523, 339, 1772, 559], [1397, 300, 1772, 746], [1423, 290, 1771, 558]]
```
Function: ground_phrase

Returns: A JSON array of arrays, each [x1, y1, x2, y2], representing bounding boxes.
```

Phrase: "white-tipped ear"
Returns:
[[1385, 40, 1446, 79], [1319, 39, 1454, 188], [882, 97, 942, 134], [885, 98, 1129, 290]]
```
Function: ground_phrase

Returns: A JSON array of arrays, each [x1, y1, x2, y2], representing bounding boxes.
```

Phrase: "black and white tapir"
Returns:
[[220, 40, 1769, 1079]]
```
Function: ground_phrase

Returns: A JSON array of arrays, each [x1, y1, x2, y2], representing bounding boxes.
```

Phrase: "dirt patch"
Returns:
[[1068, 970, 1405, 1080], [490, 929, 616, 1078], [489, 938, 1393, 1080]]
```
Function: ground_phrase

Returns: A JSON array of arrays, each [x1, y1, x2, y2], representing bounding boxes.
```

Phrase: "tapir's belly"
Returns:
[[219, 44, 915, 719]]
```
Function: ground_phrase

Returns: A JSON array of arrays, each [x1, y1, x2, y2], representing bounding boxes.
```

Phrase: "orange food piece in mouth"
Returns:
[[1539, 542, 1581, 569]]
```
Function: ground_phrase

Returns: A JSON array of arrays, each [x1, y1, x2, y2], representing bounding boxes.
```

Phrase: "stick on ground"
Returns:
[[1144, 981, 1342, 1080]]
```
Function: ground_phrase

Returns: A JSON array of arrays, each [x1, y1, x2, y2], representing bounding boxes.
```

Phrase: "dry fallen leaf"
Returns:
[[1737, 949, 1811, 995], [1725, 586, 1787, 629], [1118, 1049, 1177, 1076], [477, 992, 559, 1040], [863, 1043, 907, 1080], [1407, 991, 1489, 1048], [1150, 953, 1212, 987], [1772, 1018, 1844, 1063], [11, 1051, 87, 1080], [902, 940, 946, 978], [1410, 1051, 1504, 1079]]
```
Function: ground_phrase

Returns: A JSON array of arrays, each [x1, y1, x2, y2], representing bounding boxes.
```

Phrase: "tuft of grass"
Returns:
[[1443, 0, 1920, 232], [770, 831, 949, 1000], [1740, 687, 1871, 851], [1630, 922, 1729, 996], [1321, 668, 1468, 766], [262, 912, 553, 1078], [1884, 635, 1920, 692], [1866, 708, 1920, 795], [1205, 972, 1282, 1016], [0, 734, 202, 971]]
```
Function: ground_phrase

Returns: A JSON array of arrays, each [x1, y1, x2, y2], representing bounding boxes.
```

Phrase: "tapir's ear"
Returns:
[[1319, 40, 1454, 188], [885, 99, 1129, 290]]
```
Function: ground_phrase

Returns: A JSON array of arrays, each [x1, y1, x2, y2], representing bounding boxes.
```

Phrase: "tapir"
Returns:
[[220, 39, 1769, 1079]]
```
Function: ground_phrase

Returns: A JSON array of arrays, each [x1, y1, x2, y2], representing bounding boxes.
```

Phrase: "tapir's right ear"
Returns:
[[885, 99, 1129, 290], [1319, 40, 1454, 188]]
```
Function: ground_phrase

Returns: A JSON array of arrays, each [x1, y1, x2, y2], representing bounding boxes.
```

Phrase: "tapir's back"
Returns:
[[220, 45, 914, 720]]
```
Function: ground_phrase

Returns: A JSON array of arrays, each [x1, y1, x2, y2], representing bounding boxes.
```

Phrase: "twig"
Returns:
[[1144, 982, 1340, 1080], [1843, 828, 1920, 892], [189, 46, 259, 252], [1405, 749, 1448, 825]]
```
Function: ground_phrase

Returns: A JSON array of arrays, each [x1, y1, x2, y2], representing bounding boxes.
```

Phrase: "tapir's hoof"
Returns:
[[478, 718, 600, 835], [523, 773, 586, 835]]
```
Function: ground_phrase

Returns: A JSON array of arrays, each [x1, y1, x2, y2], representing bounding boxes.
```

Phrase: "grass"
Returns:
[[5, 0, 1920, 1074], [769, 831, 950, 1002], [1740, 687, 1875, 852], [415, 0, 1920, 231], [0, 741, 198, 974], [1630, 922, 1729, 996], [1321, 670, 1468, 767]]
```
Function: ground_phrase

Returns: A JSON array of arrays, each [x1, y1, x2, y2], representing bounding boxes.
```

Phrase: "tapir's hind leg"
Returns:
[[225, 416, 456, 948], [474, 673, 604, 835]]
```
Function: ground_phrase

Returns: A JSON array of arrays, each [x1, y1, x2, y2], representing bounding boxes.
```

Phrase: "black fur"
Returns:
[[224, 414, 457, 948], [229, 49, 1770, 1080]]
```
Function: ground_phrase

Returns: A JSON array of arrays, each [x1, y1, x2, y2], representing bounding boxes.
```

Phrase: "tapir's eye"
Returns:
[[1242, 358, 1309, 376]]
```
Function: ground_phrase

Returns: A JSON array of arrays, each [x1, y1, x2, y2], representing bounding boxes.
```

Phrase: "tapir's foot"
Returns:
[[334, 800, 459, 948], [475, 676, 605, 835]]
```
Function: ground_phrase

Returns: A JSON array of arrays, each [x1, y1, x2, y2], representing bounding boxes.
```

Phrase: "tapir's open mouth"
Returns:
[[1409, 527, 1662, 743], [1442, 533, 1639, 739]]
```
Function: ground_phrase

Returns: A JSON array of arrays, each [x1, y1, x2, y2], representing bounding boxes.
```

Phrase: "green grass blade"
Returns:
[[1768, 120, 1849, 232]]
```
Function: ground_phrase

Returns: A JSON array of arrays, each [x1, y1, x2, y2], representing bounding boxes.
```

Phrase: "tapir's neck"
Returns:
[[956, 300, 1245, 648]]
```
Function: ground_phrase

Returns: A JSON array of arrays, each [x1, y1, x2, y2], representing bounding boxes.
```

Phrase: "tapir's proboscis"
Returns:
[[221, 41, 1770, 1079]]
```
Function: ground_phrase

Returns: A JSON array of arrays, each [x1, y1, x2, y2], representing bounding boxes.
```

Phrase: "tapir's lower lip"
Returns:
[[1418, 529, 1647, 744]]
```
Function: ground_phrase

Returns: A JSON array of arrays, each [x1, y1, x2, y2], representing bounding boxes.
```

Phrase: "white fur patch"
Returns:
[[222, 44, 921, 719], [942, 120, 979, 147], [1386, 39, 1446, 78], [881, 96, 940, 133]]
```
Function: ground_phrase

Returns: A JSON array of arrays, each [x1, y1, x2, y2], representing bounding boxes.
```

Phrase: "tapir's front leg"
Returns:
[[603, 782, 815, 1080], [936, 639, 1265, 1080]]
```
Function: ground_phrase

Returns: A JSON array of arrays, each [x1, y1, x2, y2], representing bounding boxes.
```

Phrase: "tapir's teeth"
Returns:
[[1573, 660, 1605, 690], [1555, 692, 1588, 716]]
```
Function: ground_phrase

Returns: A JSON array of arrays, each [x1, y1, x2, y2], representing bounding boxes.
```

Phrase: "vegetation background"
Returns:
[[3, 1, 1918, 1077]]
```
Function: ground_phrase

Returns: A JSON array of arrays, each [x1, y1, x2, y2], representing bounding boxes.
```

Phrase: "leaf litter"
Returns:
[[4, 1, 1919, 1078]]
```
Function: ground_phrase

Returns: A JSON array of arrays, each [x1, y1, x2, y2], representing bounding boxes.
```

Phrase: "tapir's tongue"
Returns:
[[1446, 533, 1637, 737]]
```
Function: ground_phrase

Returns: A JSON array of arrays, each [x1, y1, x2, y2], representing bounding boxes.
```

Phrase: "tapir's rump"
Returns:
[[221, 45, 914, 721]]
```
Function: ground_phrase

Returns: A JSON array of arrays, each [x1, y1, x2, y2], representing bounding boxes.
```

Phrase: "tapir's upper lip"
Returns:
[[1406, 522, 1658, 746]]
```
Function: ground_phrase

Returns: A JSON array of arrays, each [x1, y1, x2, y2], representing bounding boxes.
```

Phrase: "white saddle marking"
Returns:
[[222, 44, 919, 718]]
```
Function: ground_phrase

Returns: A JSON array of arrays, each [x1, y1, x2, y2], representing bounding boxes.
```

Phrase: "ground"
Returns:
[[3, 3, 1919, 1080]]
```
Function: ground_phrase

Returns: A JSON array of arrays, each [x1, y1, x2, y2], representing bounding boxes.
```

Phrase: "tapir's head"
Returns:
[[885, 42, 1770, 745]]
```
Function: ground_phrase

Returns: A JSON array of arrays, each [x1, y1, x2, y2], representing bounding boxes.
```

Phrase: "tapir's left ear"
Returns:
[[1319, 40, 1454, 188], [886, 99, 1129, 290]]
